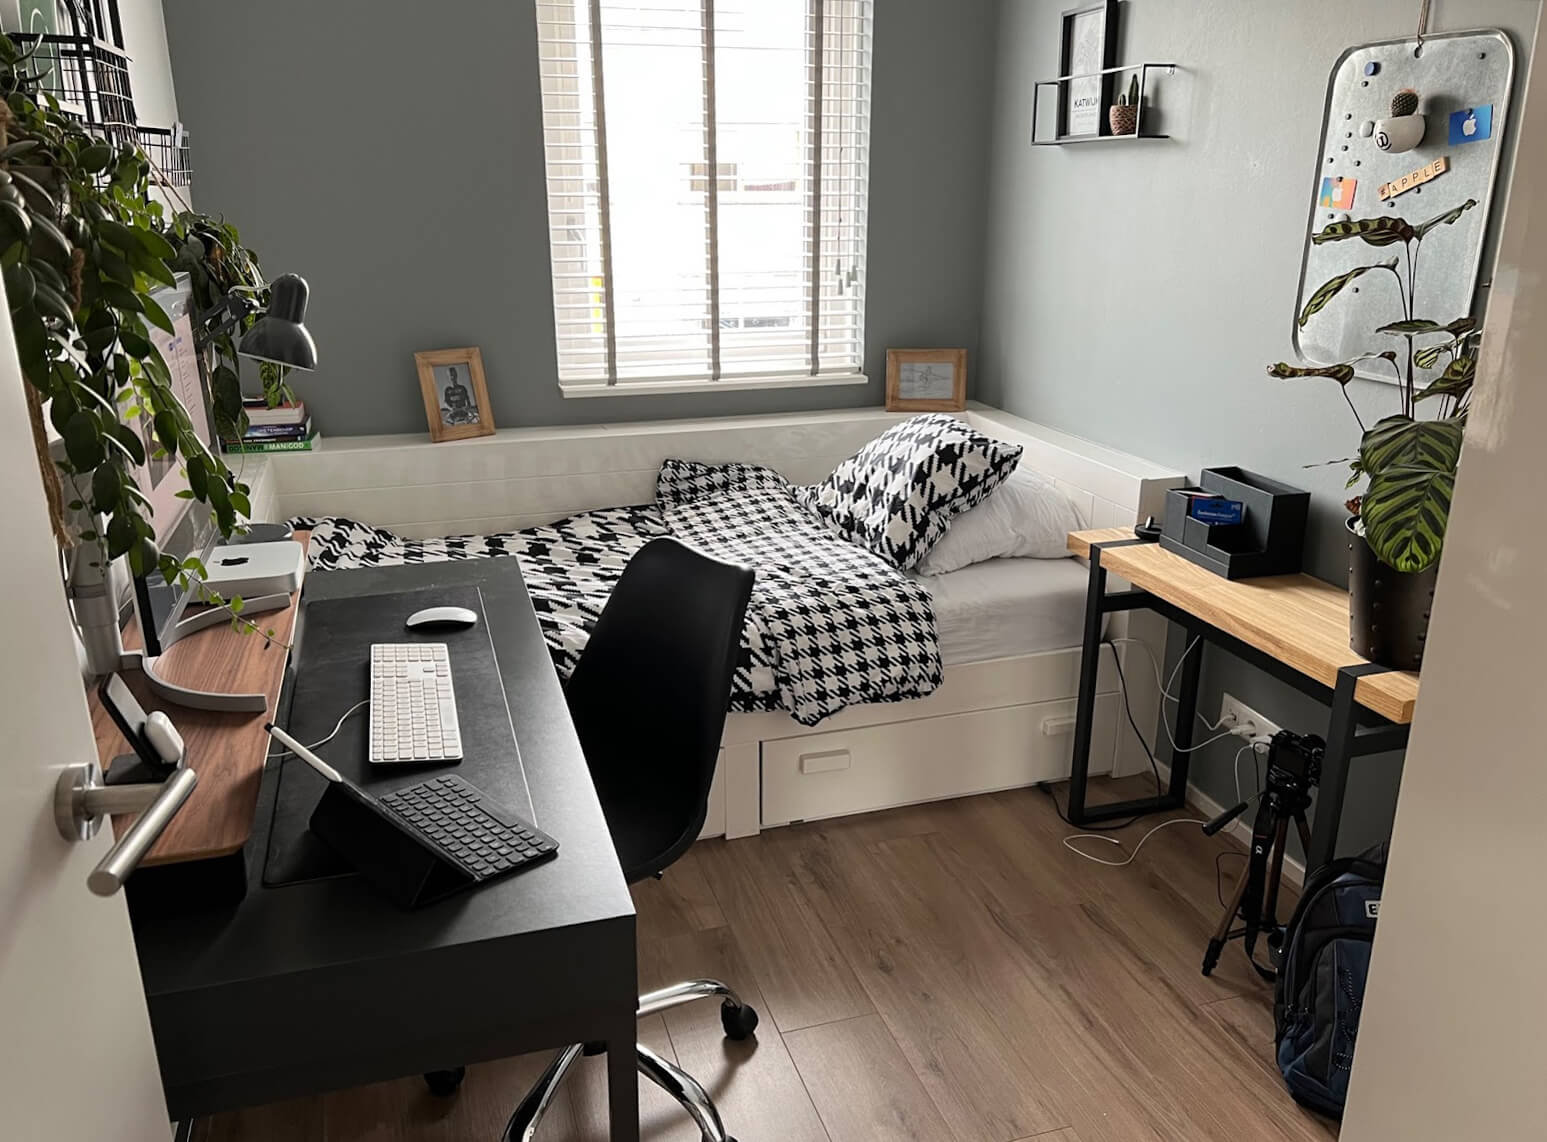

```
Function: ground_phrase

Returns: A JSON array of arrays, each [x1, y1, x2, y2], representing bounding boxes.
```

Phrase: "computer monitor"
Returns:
[[128, 277, 221, 659], [116, 279, 287, 712]]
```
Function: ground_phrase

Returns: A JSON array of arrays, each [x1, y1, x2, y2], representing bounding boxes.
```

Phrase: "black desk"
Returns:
[[130, 559, 640, 1141]]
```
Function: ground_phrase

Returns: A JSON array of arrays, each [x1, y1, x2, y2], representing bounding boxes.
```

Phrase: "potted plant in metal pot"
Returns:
[[1268, 199, 1479, 670]]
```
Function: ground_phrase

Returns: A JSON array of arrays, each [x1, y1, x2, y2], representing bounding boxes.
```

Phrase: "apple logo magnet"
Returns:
[[1449, 105, 1494, 145]]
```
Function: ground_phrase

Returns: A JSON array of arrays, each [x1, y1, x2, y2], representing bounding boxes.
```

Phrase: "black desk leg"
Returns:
[[1308, 664, 1390, 872], [608, 1020, 641, 1142], [1065, 545, 1111, 824]]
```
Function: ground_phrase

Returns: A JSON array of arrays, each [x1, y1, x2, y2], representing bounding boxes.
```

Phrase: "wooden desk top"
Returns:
[[88, 534, 308, 865], [1069, 528, 1420, 725]]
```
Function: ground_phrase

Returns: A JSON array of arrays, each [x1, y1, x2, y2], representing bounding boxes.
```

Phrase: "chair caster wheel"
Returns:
[[423, 1066, 466, 1097], [720, 999, 759, 1041]]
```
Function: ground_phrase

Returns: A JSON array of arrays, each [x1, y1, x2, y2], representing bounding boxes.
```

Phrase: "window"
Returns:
[[535, 0, 873, 394]]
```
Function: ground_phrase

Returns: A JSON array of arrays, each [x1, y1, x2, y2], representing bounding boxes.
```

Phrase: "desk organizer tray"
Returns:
[[263, 584, 536, 888], [1160, 467, 1309, 580]]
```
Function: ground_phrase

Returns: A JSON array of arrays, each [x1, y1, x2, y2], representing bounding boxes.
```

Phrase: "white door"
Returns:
[[0, 297, 171, 1132], [1341, 15, 1547, 1138]]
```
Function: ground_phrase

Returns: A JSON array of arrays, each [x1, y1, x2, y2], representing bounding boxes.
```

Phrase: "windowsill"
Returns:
[[559, 372, 870, 398]]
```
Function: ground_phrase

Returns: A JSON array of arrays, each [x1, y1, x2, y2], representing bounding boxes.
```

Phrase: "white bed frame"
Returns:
[[261, 403, 1186, 839]]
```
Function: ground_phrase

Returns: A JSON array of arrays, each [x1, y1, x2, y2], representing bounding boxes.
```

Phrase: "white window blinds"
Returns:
[[535, 0, 873, 392]]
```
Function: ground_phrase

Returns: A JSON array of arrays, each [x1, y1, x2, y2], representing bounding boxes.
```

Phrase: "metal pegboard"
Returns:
[[1293, 29, 1514, 381]]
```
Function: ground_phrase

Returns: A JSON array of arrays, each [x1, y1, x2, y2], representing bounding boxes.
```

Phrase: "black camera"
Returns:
[[1264, 730, 1324, 789]]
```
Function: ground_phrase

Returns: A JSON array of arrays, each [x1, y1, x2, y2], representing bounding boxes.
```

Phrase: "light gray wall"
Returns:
[[981, 0, 1539, 855], [161, 0, 997, 436]]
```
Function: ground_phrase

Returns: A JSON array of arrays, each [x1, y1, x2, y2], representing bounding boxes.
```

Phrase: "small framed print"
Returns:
[[1059, 1, 1118, 140], [415, 347, 495, 442], [885, 348, 967, 412]]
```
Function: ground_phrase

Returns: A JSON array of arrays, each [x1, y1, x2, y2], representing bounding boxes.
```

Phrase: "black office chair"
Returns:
[[504, 537, 759, 1142]]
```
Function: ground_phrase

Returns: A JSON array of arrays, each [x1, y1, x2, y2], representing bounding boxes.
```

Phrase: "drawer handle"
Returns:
[[799, 749, 851, 775], [1041, 715, 1077, 737]]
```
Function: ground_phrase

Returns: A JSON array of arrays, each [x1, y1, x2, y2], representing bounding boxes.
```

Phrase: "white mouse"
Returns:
[[405, 605, 479, 630]]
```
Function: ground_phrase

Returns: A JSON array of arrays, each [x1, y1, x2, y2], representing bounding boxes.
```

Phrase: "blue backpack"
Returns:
[[1273, 843, 1386, 1119]]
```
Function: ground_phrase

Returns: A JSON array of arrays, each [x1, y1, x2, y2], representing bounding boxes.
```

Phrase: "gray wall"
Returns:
[[161, 0, 997, 436], [981, 0, 1539, 856]]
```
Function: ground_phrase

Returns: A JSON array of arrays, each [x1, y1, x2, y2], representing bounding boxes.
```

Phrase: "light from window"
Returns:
[[534, 0, 873, 392]]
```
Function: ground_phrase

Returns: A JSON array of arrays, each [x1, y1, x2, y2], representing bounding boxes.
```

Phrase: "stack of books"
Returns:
[[221, 399, 322, 453]]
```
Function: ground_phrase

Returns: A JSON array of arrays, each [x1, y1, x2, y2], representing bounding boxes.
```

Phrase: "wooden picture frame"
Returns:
[[885, 349, 968, 412], [414, 347, 495, 442], [1058, 0, 1118, 140]]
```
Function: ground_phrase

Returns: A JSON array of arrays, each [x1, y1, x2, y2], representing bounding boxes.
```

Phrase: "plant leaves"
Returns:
[[61, 410, 103, 470], [1416, 356, 1477, 403], [1297, 260, 1396, 328], [1361, 465, 1455, 572], [1443, 316, 1478, 336], [140, 292, 174, 335], [1312, 216, 1415, 247], [1267, 361, 1356, 385], [1376, 319, 1445, 335], [1358, 415, 1464, 477], [1413, 344, 1448, 370], [1414, 198, 1478, 240], [79, 143, 112, 172]]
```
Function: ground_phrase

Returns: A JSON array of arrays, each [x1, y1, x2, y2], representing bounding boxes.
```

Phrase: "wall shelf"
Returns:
[[1031, 61, 1177, 147], [1031, 132, 1169, 147]]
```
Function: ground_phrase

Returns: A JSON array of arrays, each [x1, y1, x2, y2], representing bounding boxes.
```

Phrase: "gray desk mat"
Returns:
[[262, 585, 536, 887]]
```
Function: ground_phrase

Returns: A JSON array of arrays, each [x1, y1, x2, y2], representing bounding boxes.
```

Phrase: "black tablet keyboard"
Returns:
[[380, 774, 558, 881]]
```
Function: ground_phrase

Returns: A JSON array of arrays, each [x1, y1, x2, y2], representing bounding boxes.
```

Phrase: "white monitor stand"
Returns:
[[68, 547, 291, 713]]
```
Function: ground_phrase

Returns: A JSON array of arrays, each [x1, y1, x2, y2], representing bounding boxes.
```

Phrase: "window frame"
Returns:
[[535, 0, 874, 398]]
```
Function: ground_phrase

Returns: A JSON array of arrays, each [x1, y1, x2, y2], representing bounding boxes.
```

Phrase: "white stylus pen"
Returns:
[[264, 722, 344, 784]]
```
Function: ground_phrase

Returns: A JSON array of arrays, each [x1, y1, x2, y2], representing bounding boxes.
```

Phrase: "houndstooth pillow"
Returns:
[[796, 413, 1024, 569]]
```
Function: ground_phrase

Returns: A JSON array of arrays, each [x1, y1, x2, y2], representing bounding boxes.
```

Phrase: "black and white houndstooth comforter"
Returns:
[[294, 460, 943, 725]]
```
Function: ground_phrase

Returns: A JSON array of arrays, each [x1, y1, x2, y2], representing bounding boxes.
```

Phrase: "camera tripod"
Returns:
[[1201, 731, 1323, 981]]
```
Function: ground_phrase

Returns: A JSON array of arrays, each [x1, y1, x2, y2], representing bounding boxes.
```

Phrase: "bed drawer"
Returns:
[[760, 693, 1121, 827]]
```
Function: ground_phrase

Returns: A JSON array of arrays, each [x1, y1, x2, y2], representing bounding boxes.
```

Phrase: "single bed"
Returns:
[[274, 405, 1185, 839]]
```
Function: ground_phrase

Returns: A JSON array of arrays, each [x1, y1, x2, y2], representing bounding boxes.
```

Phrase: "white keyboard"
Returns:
[[369, 643, 463, 764]]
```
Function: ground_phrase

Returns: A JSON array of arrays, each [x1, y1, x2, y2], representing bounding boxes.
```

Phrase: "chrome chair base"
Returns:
[[501, 979, 757, 1142]]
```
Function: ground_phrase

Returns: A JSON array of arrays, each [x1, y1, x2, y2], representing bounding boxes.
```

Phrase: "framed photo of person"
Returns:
[[414, 347, 496, 442], [1059, 1, 1118, 140], [885, 348, 968, 412]]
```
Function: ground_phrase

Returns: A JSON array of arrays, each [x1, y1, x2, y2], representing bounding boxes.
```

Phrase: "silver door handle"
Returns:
[[54, 762, 198, 896]]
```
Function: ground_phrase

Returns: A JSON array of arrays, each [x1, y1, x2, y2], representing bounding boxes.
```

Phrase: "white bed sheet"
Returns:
[[913, 556, 1091, 666]]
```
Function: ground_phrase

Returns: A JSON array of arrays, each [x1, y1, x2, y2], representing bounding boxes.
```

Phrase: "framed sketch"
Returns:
[[1059, 1, 1117, 140], [414, 347, 496, 442], [885, 349, 967, 412]]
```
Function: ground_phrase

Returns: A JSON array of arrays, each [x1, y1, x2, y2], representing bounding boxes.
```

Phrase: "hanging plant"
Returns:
[[168, 210, 295, 440], [0, 34, 259, 602]]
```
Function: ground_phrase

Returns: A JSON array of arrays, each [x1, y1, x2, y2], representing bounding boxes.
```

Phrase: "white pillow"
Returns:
[[914, 467, 1086, 575]]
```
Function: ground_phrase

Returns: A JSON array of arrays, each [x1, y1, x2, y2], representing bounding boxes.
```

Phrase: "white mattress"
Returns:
[[912, 556, 1091, 665]]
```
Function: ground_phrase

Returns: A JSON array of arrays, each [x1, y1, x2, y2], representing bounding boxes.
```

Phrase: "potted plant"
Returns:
[[1268, 199, 1479, 670], [0, 34, 281, 624], [1109, 73, 1140, 136]]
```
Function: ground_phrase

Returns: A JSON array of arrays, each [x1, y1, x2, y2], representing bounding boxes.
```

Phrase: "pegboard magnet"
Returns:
[[1364, 60, 1381, 76], [1450, 105, 1494, 144], [1319, 176, 1358, 210], [1378, 155, 1449, 201], [1375, 115, 1426, 153]]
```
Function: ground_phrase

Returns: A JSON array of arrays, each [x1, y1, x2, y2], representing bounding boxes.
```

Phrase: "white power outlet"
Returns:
[[1218, 693, 1282, 743]]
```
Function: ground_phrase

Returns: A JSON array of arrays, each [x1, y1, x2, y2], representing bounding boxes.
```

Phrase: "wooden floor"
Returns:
[[195, 777, 1338, 1142]]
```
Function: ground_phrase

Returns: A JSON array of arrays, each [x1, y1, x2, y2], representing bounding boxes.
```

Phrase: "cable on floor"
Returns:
[[1062, 815, 1206, 867]]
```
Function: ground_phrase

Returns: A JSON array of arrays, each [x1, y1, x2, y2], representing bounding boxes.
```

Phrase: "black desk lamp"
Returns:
[[237, 273, 318, 370]]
